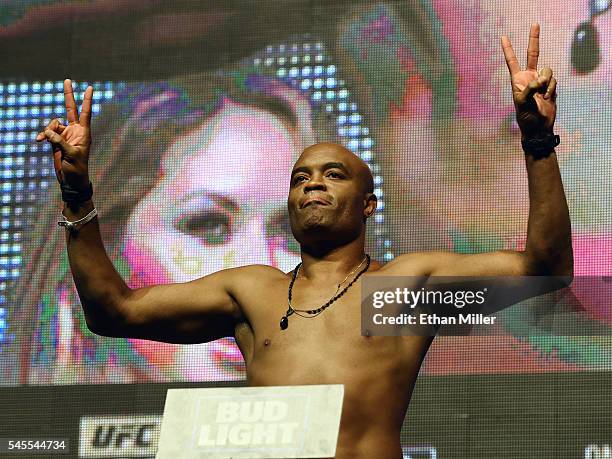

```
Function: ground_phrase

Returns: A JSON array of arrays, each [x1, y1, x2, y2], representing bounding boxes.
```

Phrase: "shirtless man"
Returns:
[[37, 24, 572, 458]]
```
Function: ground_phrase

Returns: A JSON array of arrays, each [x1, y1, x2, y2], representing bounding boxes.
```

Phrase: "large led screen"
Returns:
[[1, 0, 610, 387]]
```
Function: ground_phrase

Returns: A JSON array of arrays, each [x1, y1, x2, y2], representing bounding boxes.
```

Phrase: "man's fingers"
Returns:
[[48, 118, 67, 133], [64, 78, 79, 123], [539, 67, 552, 81], [526, 23, 540, 71], [43, 128, 72, 154], [35, 118, 66, 141], [79, 86, 94, 127], [545, 77, 557, 100], [536, 75, 550, 92], [517, 79, 542, 104], [516, 69, 556, 104], [538, 67, 553, 96], [539, 67, 553, 79], [501, 35, 521, 76]]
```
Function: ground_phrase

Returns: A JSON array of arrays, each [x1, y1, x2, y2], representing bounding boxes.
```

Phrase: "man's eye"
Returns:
[[327, 171, 343, 178], [293, 176, 307, 184], [175, 213, 231, 245]]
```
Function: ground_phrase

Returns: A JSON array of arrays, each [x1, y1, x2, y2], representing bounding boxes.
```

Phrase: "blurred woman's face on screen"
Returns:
[[125, 100, 302, 282], [120, 100, 303, 380]]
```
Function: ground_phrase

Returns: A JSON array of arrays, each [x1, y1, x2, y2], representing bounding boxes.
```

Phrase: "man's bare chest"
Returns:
[[232, 278, 431, 386]]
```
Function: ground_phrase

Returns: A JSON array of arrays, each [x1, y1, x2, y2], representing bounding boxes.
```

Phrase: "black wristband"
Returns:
[[60, 181, 93, 204], [521, 133, 560, 159]]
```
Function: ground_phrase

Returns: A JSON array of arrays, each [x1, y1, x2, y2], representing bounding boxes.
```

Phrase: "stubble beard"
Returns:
[[295, 206, 336, 244], [303, 206, 328, 225]]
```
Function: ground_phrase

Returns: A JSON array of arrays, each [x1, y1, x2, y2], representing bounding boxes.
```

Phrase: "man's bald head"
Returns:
[[288, 141, 378, 246], [298, 142, 374, 194]]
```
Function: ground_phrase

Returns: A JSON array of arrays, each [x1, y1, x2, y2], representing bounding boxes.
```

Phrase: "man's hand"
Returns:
[[35, 79, 93, 191], [502, 23, 557, 139]]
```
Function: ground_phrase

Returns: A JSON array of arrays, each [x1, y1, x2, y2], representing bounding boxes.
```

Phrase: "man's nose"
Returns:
[[304, 173, 326, 191]]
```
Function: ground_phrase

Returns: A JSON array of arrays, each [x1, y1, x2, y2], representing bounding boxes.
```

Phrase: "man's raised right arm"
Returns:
[[38, 79, 244, 344]]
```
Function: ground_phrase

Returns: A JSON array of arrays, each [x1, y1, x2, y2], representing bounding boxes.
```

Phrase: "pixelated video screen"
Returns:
[[1, 0, 611, 387], [1, 1, 611, 458]]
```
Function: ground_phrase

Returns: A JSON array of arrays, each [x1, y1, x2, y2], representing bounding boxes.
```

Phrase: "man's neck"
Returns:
[[298, 241, 367, 284]]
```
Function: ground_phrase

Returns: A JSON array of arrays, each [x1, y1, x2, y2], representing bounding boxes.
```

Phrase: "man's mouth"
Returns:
[[301, 196, 331, 208]]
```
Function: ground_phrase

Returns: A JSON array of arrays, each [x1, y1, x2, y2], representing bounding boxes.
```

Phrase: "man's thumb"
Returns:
[[44, 129, 74, 156], [516, 79, 540, 105]]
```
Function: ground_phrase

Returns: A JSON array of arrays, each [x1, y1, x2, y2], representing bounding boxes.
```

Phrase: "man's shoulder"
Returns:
[[222, 263, 289, 290], [220, 264, 289, 322], [376, 251, 446, 276], [231, 263, 290, 276]]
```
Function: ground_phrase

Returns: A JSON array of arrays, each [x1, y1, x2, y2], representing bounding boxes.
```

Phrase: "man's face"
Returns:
[[287, 143, 372, 246]]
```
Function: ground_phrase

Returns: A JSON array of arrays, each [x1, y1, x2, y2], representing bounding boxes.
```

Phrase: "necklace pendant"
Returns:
[[280, 308, 293, 331]]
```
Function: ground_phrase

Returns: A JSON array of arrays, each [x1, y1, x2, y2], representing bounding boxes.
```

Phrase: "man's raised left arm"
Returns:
[[392, 23, 573, 279]]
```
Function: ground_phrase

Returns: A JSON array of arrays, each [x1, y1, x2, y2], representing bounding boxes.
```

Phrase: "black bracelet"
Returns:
[[60, 181, 93, 204], [521, 133, 560, 159]]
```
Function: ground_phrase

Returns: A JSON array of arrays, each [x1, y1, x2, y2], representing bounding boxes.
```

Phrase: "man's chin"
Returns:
[[300, 214, 331, 230], [295, 218, 334, 242]]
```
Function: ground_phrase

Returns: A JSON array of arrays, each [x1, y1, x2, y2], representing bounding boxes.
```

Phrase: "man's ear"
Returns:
[[363, 193, 378, 221]]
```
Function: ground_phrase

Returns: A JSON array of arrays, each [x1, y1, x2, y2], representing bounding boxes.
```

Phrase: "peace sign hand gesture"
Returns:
[[502, 23, 557, 140], [35, 79, 93, 191]]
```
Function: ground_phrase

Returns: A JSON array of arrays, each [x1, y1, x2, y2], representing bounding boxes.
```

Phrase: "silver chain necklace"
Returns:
[[280, 254, 371, 330]]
